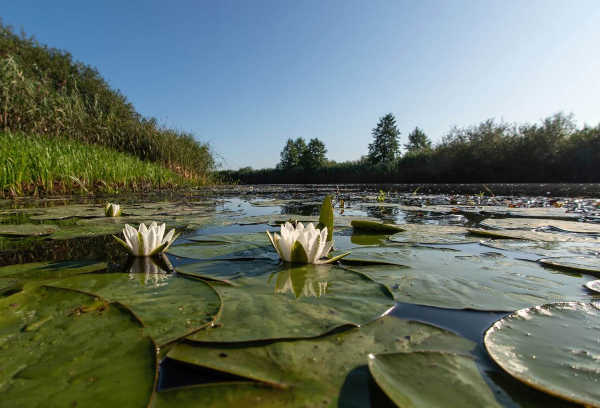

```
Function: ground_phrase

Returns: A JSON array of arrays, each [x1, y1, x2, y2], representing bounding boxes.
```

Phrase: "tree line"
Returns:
[[220, 111, 600, 183]]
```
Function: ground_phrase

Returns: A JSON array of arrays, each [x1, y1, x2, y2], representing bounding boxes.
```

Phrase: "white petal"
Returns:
[[163, 228, 175, 245], [276, 232, 292, 262]]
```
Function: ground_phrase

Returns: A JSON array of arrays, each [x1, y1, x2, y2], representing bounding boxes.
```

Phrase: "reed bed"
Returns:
[[0, 132, 193, 197]]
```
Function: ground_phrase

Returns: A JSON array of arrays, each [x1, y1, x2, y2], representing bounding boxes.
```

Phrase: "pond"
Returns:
[[1, 185, 600, 407]]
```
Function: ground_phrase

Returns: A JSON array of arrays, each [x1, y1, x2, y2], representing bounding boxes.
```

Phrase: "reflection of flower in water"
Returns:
[[127, 257, 171, 288], [275, 266, 330, 298]]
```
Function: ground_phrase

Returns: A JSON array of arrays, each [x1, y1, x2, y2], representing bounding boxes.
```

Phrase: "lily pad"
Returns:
[[480, 218, 600, 234], [0, 286, 156, 407], [539, 256, 600, 276], [480, 239, 600, 259], [343, 246, 598, 311], [166, 316, 473, 406], [368, 351, 501, 408], [168, 233, 275, 261], [181, 261, 395, 342], [484, 302, 600, 407], [28, 204, 104, 220], [0, 224, 59, 236], [389, 224, 475, 245], [0, 260, 107, 281], [48, 272, 221, 345], [467, 228, 600, 242], [0, 278, 21, 296], [584, 280, 600, 293], [238, 214, 381, 228], [351, 220, 405, 233]]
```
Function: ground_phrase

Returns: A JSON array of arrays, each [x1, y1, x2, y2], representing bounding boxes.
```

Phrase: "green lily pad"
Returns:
[[0, 278, 21, 296], [334, 246, 410, 266], [467, 228, 600, 242], [0, 224, 59, 236], [343, 246, 598, 311], [485, 302, 600, 407], [0, 286, 156, 407], [539, 256, 600, 276], [351, 220, 405, 233], [368, 351, 501, 408], [168, 233, 275, 261], [389, 224, 475, 245], [48, 222, 125, 240], [28, 204, 104, 220], [238, 214, 380, 228], [47, 272, 221, 345], [480, 218, 600, 234], [182, 261, 394, 342], [166, 316, 473, 406], [0, 260, 107, 280], [480, 239, 600, 258]]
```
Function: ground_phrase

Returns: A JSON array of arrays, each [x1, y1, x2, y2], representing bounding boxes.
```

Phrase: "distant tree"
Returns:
[[368, 113, 400, 163], [301, 138, 327, 170], [404, 127, 432, 153], [278, 137, 307, 169]]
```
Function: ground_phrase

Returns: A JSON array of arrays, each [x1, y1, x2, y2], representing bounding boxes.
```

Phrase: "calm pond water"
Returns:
[[2, 184, 600, 407]]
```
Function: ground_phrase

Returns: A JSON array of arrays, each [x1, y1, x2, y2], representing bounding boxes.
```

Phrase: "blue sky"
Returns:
[[3, 1, 600, 169]]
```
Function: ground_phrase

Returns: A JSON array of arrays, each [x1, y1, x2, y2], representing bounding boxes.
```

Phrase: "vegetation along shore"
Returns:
[[0, 21, 214, 197]]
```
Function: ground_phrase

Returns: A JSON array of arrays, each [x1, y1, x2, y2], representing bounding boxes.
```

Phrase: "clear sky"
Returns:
[[3, 1, 600, 169]]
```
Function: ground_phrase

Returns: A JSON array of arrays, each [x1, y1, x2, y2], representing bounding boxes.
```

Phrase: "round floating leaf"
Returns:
[[48, 272, 221, 345], [351, 220, 405, 233], [467, 228, 600, 242], [168, 233, 276, 261], [167, 316, 473, 406], [539, 256, 600, 276], [480, 218, 600, 234], [0, 260, 107, 280], [368, 351, 500, 408], [485, 302, 600, 407], [389, 223, 475, 245], [154, 382, 308, 408], [584, 280, 600, 293], [480, 239, 600, 259], [0, 286, 156, 407], [27, 204, 104, 220], [0, 278, 21, 296], [182, 261, 395, 342], [238, 214, 380, 228], [0, 224, 58, 236], [334, 246, 410, 266], [344, 246, 598, 311]]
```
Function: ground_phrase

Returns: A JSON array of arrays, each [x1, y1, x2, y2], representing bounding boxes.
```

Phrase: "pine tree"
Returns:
[[368, 113, 400, 163], [404, 127, 432, 153]]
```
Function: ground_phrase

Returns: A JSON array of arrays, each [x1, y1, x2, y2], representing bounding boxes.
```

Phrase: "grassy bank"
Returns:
[[0, 132, 195, 197], [0, 21, 214, 181]]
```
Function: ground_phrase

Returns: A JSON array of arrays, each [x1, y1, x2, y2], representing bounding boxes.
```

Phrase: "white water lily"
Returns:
[[104, 202, 121, 217], [266, 222, 349, 264], [113, 222, 179, 256]]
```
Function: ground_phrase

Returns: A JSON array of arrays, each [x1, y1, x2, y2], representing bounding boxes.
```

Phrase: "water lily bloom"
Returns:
[[113, 222, 179, 256], [266, 222, 349, 264], [104, 202, 121, 217]]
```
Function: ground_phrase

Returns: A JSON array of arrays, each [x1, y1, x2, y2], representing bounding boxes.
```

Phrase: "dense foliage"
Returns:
[[220, 113, 600, 184], [277, 137, 327, 171], [0, 132, 191, 197], [0, 21, 213, 181]]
